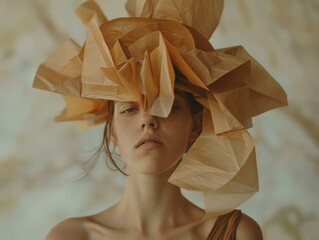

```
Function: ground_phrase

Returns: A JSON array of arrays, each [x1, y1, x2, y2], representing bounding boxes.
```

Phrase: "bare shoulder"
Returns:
[[236, 213, 263, 240], [45, 218, 88, 240]]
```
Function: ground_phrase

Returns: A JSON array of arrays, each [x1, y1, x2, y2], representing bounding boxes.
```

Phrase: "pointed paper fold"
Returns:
[[125, 0, 224, 39], [33, 39, 82, 96], [168, 110, 255, 191], [55, 95, 107, 123], [75, 0, 107, 26], [203, 148, 258, 214], [217, 46, 288, 116]]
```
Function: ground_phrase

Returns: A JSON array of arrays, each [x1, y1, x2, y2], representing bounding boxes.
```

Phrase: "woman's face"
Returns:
[[112, 92, 202, 175]]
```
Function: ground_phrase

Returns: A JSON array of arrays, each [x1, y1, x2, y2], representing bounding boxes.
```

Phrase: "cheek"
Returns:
[[113, 120, 133, 149]]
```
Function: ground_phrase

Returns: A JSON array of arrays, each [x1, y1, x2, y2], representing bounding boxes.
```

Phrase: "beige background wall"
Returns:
[[1, 0, 318, 239]]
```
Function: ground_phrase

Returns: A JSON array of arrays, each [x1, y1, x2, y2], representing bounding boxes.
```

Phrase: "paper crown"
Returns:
[[33, 0, 287, 214]]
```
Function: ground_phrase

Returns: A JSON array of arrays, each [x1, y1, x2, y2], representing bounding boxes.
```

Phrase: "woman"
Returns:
[[33, 0, 287, 239], [46, 89, 263, 240]]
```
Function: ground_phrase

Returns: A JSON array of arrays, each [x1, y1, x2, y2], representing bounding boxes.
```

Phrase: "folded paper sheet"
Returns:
[[33, 0, 287, 214]]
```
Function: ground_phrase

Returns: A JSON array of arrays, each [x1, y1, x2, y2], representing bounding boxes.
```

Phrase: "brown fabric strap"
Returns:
[[205, 209, 242, 240]]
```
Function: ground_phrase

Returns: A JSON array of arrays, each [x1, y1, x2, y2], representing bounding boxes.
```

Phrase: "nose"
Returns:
[[140, 112, 159, 130]]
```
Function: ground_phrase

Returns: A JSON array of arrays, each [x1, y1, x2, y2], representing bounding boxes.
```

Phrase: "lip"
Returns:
[[135, 135, 163, 149]]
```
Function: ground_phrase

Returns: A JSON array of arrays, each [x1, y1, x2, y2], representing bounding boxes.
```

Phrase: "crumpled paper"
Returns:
[[33, 0, 287, 214]]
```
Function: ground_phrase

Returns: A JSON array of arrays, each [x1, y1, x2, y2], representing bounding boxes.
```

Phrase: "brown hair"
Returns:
[[82, 100, 128, 175]]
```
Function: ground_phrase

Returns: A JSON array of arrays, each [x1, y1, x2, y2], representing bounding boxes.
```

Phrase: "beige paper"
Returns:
[[168, 110, 255, 190], [125, 0, 224, 39]]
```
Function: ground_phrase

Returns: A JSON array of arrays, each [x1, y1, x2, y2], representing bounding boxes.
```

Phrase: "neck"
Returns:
[[115, 167, 204, 235]]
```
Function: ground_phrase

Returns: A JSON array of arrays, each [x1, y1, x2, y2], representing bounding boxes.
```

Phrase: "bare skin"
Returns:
[[45, 94, 263, 240], [46, 173, 262, 240]]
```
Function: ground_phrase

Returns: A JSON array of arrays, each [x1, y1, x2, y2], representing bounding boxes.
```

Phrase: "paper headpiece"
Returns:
[[33, 0, 287, 214]]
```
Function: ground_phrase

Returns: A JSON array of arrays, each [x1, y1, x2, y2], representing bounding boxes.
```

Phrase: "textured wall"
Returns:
[[1, 0, 318, 239]]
